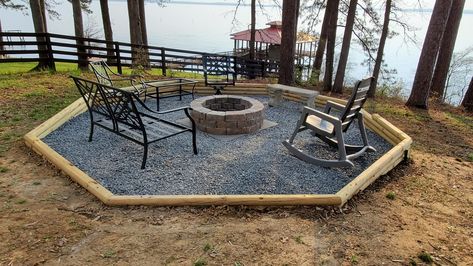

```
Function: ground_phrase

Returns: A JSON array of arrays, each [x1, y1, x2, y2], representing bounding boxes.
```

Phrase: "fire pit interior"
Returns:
[[190, 95, 264, 135]]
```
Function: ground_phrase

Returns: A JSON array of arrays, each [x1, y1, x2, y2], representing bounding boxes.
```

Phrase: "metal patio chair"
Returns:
[[283, 77, 376, 168], [72, 76, 198, 169], [89, 60, 147, 98], [202, 55, 236, 95]]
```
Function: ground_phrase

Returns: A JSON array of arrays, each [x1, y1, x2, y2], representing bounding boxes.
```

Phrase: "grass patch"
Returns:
[[467, 153, 473, 162], [203, 243, 213, 252], [16, 199, 27, 204], [32, 181, 41, 186], [294, 235, 305, 244], [0, 166, 9, 173], [194, 258, 206, 266], [386, 191, 396, 200], [445, 112, 473, 130], [417, 251, 433, 264], [350, 255, 359, 264], [100, 250, 117, 258]]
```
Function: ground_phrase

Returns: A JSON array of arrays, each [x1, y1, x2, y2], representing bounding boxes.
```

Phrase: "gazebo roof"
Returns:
[[230, 21, 283, 45]]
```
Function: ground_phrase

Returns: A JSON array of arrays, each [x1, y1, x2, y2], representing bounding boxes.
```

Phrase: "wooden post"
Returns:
[[161, 48, 167, 76], [45, 33, 56, 71], [261, 61, 266, 78], [114, 43, 122, 74]]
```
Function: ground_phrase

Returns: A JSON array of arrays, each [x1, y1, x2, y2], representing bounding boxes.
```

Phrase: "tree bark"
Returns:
[[39, 0, 47, 32], [461, 76, 473, 112], [249, 0, 256, 60], [406, 0, 452, 109], [72, 0, 87, 70], [127, 0, 143, 66], [430, 0, 466, 101], [0, 19, 4, 54], [311, 2, 332, 82], [99, 0, 114, 64], [138, 0, 149, 67], [332, 0, 357, 94], [367, 0, 392, 98], [278, 0, 298, 85], [323, 0, 340, 92], [29, 0, 51, 69]]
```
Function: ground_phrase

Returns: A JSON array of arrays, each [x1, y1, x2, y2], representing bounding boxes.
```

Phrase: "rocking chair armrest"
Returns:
[[324, 100, 346, 113], [303, 106, 341, 125]]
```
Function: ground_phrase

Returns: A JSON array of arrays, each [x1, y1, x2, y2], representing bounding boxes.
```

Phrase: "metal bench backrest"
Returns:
[[89, 61, 115, 87], [339, 77, 373, 132], [72, 76, 145, 136], [202, 55, 233, 76]]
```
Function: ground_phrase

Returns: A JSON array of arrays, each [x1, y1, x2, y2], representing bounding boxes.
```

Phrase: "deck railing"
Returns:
[[0, 32, 280, 78]]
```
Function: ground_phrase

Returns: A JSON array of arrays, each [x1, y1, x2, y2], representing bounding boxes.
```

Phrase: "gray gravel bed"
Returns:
[[43, 95, 392, 195]]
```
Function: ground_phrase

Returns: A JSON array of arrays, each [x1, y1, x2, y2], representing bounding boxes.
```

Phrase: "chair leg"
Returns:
[[334, 125, 348, 162], [214, 86, 224, 95], [288, 113, 308, 144], [141, 144, 148, 169], [88, 123, 94, 142], [357, 113, 376, 152], [185, 108, 198, 155]]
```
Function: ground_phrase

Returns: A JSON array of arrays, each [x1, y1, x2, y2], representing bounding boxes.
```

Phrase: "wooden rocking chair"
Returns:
[[282, 77, 376, 168]]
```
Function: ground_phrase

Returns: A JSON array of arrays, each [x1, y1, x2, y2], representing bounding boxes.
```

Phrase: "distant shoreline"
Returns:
[[109, 0, 473, 13]]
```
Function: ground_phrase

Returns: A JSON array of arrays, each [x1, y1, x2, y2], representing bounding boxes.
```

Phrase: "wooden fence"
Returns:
[[0, 32, 280, 78]]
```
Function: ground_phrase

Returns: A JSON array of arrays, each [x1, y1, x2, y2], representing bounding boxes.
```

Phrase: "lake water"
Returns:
[[1, 0, 472, 104]]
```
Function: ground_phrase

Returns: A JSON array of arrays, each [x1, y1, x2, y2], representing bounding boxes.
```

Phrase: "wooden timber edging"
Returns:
[[23, 83, 411, 206]]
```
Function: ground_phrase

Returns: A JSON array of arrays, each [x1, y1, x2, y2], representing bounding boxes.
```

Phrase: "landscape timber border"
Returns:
[[24, 82, 412, 207]]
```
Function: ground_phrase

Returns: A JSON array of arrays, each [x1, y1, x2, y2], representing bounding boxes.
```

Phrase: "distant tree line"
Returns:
[[277, 0, 472, 111], [0, 0, 472, 110]]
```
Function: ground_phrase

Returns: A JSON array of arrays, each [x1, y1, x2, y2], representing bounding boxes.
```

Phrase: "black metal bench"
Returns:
[[72, 76, 198, 169], [202, 55, 236, 95]]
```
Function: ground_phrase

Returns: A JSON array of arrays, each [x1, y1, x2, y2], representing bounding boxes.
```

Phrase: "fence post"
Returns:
[[161, 48, 166, 76], [114, 43, 122, 74], [45, 33, 56, 71], [261, 61, 266, 78], [233, 56, 238, 76]]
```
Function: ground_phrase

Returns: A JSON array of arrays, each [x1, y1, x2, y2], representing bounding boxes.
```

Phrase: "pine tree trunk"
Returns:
[[278, 0, 298, 85], [249, 0, 256, 60], [311, 3, 332, 82], [39, 0, 47, 32], [368, 0, 391, 98], [332, 0, 357, 94], [461, 77, 473, 112], [430, 0, 465, 101], [29, 0, 50, 69], [248, 0, 256, 79], [99, 0, 114, 64], [127, 0, 143, 66], [406, 0, 452, 109], [138, 0, 149, 67], [323, 0, 340, 92], [0, 19, 4, 54], [72, 0, 87, 70]]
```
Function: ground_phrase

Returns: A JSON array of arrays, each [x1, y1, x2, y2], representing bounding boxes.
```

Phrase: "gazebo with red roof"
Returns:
[[230, 21, 316, 61]]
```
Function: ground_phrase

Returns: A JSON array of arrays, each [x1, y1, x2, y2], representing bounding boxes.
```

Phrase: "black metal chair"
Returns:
[[283, 77, 376, 168], [202, 55, 236, 95], [72, 76, 198, 169], [89, 60, 147, 97]]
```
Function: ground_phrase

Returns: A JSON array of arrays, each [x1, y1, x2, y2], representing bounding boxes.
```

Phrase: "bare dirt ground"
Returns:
[[1, 93, 472, 265]]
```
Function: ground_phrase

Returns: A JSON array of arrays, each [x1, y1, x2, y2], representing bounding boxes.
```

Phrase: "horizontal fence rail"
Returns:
[[0, 32, 282, 78]]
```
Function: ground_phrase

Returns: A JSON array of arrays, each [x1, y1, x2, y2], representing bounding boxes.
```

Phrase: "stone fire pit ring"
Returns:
[[190, 95, 264, 135]]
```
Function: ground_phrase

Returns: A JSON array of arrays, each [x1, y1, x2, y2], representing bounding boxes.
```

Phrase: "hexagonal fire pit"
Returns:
[[190, 95, 264, 135]]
